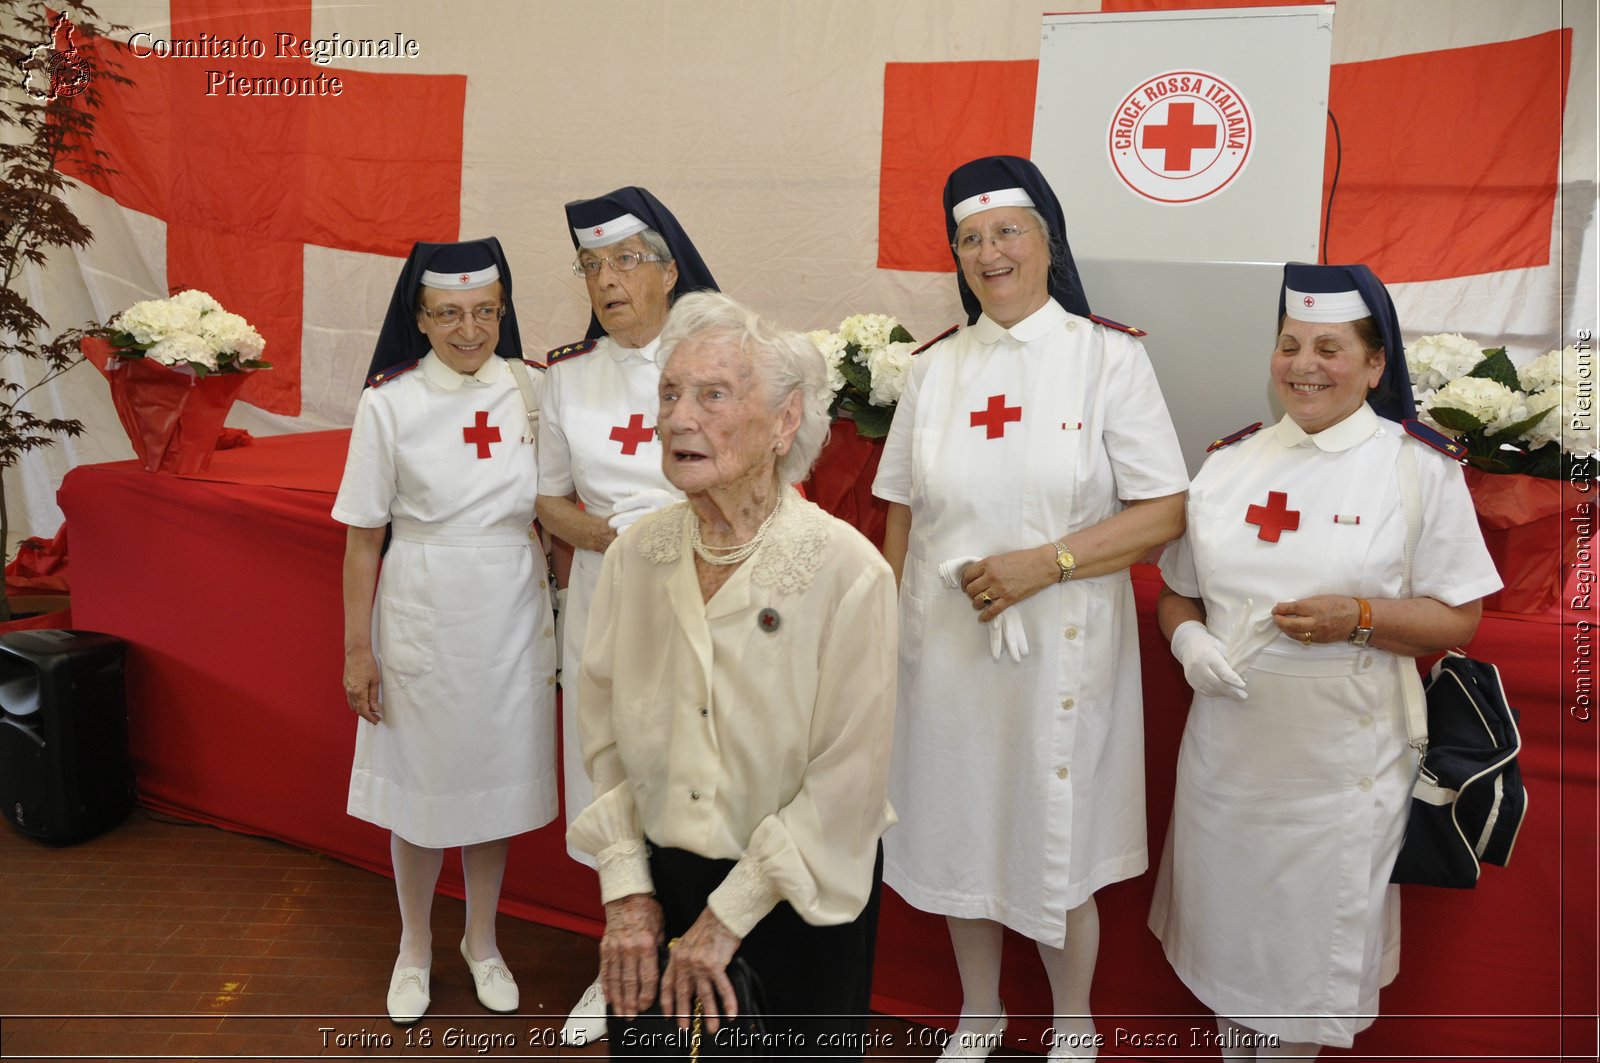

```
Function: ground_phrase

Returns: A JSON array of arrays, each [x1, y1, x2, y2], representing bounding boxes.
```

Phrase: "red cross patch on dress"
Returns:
[[1245, 491, 1300, 542], [970, 394, 1022, 439], [464, 411, 501, 459], [610, 414, 654, 455]]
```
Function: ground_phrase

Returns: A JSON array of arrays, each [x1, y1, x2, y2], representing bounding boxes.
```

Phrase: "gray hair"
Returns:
[[657, 291, 832, 484], [638, 226, 674, 265]]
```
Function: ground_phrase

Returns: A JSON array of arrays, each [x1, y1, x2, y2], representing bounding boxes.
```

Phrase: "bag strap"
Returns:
[[1396, 441, 1429, 753], [506, 359, 540, 437]]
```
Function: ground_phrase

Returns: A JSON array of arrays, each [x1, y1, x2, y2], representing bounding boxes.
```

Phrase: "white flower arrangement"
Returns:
[[807, 313, 916, 438], [109, 290, 270, 376], [1406, 334, 1594, 479]]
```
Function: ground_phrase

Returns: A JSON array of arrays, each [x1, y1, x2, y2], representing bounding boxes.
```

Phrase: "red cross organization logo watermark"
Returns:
[[1108, 70, 1253, 205], [23, 14, 92, 102]]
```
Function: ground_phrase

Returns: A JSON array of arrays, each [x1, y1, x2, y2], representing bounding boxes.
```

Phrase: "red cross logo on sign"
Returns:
[[609, 413, 655, 455], [464, 411, 502, 459], [1245, 491, 1300, 542], [970, 394, 1022, 439], [1141, 102, 1218, 172], [1108, 70, 1254, 205]]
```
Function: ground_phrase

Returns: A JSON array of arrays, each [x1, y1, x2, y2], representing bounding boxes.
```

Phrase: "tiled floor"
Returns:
[[0, 808, 955, 1061]]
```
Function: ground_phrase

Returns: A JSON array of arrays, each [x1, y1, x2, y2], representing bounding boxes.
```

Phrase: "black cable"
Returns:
[[1322, 109, 1342, 264]]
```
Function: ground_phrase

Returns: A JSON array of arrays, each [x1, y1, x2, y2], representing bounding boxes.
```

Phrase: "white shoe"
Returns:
[[937, 1010, 1007, 1061], [460, 938, 519, 1013], [561, 979, 609, 1046], [386, 965, 430, 1026]]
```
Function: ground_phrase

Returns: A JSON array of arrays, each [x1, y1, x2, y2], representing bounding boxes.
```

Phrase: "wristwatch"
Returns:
[[1348, 597, 1374, 646], [1052, 541, 1076, 584]]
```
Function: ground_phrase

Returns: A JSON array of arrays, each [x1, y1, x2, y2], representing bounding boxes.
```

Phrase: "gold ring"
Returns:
[[1301, 632, 1314, 646], [980, 594, 993, 606]]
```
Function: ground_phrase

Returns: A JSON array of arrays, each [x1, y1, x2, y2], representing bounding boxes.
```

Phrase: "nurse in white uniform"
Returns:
[[335, 239, 557, 1026], [1149, 263, 1501, 1057], [534, 187, 720, 1044], [873, 156, 1188, 1061]]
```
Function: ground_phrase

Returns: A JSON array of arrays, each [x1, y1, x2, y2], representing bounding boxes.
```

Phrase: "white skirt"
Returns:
[[348, 533, 558, 848], [1149, 651, 1416, 1047]]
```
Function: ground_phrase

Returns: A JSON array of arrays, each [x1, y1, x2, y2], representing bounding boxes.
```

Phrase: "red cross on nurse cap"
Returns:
[[1281, 263, 1373, 324], [568, 208, 647, 250], [418, 242, 501, 291]]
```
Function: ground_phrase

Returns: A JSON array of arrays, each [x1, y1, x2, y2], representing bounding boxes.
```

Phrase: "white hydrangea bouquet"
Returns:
[[807, 313, 916, 438], [108, 289, 270, 375], [1407, 333, 1594, 480]]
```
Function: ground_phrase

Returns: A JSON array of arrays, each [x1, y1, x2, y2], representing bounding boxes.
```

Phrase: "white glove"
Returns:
[[607, 489, 679, 532], [1170, 620, 1248, 701], [938, 555, 1029, 663], [992, 611, 1029, 663]]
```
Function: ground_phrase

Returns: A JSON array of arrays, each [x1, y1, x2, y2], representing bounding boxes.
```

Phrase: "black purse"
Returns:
[[1390, 651, 1528, 887], [613, 946, 770, 1060], [1389, 443, 1528, 888]]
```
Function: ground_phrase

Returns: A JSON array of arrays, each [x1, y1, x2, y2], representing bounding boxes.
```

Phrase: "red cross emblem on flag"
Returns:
[[1304, 296, 1316, 308]]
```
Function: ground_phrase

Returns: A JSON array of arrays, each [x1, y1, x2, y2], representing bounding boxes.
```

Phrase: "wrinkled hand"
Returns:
[[608, 489, 680, 533], [1272, 595, 1361, 646], [600, 893, 664, 1019], [1169, 621, 1247, 701], [957, 547, 1057, 622], [343, 649, 382, 723], [937, 555, 1031, 662], [661, 907, 742, 1034]]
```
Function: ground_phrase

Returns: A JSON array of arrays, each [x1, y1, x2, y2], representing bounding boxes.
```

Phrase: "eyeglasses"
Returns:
[[951, 224, 1038, 257], [418, 305, 505, 327], [572, 251, 662, 277]]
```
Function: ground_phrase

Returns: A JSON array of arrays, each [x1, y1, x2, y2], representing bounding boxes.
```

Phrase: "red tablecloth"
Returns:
[[57, 430, 1596, 1059]]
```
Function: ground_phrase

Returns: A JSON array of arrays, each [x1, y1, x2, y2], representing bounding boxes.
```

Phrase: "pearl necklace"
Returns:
[[691, 497, 784, 567]]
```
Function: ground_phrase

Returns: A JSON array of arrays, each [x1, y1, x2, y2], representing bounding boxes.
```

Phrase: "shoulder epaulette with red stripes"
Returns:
[[1088, 313, 1147, 338], [1206, 421, 1264, 452], [546, 338, 597, 365], [912, 324, 959, 355], [520, 357, 546, 372], [1403, 418, 1469, 460], [366, 359, 418, 388]]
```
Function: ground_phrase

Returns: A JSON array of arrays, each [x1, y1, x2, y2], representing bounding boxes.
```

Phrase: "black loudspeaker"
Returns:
[[0, 629, 132, 844]]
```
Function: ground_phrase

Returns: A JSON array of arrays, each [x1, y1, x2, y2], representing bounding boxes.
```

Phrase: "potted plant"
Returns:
[[0, 1, 128, 620]]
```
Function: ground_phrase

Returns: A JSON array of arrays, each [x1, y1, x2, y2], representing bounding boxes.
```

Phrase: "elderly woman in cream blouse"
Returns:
[[568, 291, 897, 1058]]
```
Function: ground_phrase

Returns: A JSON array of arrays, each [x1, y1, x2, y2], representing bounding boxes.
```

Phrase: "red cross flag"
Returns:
[[14, 0, 1592, 571]]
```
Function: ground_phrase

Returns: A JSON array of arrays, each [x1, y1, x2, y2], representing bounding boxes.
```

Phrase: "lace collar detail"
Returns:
[[634, 491, 831, 595]]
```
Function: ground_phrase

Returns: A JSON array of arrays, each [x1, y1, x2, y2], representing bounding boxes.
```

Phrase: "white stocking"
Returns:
[[461, 838, 510, 962], [1036, 897, 1099, 1049], [391, 832, 444, 969], [946, 916, 1005, 1032]]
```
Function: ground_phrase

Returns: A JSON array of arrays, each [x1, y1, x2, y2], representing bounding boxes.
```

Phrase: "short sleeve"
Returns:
[[331, 388, 397, 528], [1408, 446, 1503, 606], [871, 354, 925, 506], [537, 365, 576, 498], [1100, 336, 1190, 501], [1159, 528, 1201, 598]]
